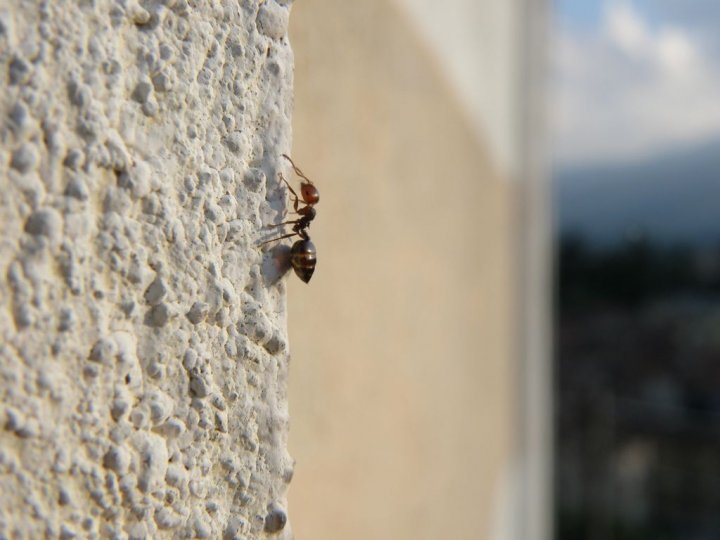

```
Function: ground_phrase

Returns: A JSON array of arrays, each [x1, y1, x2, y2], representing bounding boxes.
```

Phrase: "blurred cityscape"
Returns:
[[550, 1, 720, 538], [556, 234, 720, 540]]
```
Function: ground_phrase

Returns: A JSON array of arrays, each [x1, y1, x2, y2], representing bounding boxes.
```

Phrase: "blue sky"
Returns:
[[555, 0, 603, 28], [554, 1, 720, 245], [556, 0, 666, 28], [552, 0, 720, 167]]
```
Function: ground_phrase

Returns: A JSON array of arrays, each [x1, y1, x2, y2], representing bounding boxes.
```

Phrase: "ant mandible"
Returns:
[[261, 154, 319, 283]]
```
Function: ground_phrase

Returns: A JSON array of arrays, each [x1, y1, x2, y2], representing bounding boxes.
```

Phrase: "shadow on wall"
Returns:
[[285, 1, 517, 540]]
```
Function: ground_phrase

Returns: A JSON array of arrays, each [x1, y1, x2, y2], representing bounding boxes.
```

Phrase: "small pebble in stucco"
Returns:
[[263, 505, 288, 533], [11, 143, 39, 173], [256, 3, 289, 39]]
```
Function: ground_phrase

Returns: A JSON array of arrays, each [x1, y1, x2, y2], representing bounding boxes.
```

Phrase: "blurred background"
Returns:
[[283, 0, 543, 539], [553, 1, 720, 539], [281, 0, 720, 538], [288, 0, 549, 540]]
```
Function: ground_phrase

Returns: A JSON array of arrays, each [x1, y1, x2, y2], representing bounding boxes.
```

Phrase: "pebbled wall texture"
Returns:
[[0, 1, 295, 538]]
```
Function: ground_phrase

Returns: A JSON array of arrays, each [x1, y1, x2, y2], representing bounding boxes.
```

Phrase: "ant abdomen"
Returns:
[[290, 239, 316, 283]]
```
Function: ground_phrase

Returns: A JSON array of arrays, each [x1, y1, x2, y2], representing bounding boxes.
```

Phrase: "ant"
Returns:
[[261, 154, 319, 283]]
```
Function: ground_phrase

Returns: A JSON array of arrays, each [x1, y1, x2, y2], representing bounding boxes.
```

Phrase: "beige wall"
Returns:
[[392, 0, 521, 173], [286, 1, 517, 538]]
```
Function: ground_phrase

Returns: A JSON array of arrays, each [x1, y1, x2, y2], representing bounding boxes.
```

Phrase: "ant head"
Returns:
[[300, 183, 320, 205]]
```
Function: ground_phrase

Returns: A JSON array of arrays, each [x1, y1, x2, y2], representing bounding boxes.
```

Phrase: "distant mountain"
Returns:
[[554, 138, 720, 248]]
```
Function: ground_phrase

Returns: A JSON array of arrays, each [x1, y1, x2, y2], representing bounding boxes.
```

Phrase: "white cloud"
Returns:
[[552, 1, 720, 166], [656, 29, 696, 74], [605, 2, 650, 57]]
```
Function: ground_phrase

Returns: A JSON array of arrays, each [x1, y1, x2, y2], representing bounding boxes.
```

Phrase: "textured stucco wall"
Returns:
[[0, 1, 295, 538]]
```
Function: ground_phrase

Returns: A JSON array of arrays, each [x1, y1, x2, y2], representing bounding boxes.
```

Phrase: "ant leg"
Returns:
[[258, 231, 298, 246], [266, 219, 301, 228], [282, 154, 314, 185], [279, 172, 301, 213]]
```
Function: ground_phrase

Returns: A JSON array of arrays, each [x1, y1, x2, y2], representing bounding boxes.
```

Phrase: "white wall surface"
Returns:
[[0, 1, 296, 537]]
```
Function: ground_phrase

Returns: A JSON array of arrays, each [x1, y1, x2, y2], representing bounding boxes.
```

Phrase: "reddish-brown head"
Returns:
[[300, 183, 320, 205]]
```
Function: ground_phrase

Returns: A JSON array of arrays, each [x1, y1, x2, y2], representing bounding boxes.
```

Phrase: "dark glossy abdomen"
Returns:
[[290, 239, 316, 283]]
